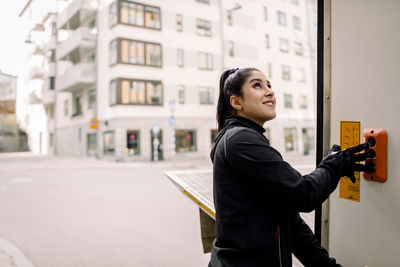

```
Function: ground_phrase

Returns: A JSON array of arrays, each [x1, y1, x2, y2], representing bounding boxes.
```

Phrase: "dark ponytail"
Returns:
[[217, 67, 259, 131]]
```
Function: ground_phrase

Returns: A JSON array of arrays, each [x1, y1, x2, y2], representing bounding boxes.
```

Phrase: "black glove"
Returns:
[[319, 141, 376, 183]]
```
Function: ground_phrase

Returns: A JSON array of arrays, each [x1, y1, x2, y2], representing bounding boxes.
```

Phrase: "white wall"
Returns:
[[329, 1, 400, 266]]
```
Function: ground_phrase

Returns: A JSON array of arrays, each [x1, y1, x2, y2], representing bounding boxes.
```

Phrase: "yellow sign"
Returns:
[[339, 121, 361, 202], [90, 118, 98, 129]]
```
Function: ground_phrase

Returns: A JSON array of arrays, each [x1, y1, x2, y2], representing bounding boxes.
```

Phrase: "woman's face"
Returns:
[[234, 70, 276, 126]]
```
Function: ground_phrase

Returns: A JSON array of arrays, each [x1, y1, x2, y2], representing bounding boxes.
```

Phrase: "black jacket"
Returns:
[[209, 116, 342, 267]]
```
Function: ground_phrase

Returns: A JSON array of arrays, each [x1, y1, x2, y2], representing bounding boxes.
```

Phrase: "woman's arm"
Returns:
[[225, 128, 340, 212], [291, 213, 342, 267]]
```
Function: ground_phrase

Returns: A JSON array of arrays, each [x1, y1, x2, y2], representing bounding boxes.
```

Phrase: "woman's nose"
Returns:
[[265, 87, 275, 96]]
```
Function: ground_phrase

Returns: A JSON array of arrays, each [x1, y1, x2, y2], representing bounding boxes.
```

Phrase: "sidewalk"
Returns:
[[0, 237, 34, 267]]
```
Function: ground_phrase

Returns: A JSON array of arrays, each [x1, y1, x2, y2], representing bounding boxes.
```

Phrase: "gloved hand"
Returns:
[[319, 141, 376, 183]]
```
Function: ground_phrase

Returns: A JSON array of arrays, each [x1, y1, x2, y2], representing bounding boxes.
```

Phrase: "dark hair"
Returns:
[[217, 67, 259, 131]]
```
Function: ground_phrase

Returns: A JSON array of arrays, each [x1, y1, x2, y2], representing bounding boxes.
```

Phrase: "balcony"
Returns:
[[32, 44, 44, 56], [29, 66, 44, 80], [57, 27, 96, 61], [42, 90, 55, 105], [58, 0, 97, 30], [29, 91, 42, 104], [56, 62, 95, 92]]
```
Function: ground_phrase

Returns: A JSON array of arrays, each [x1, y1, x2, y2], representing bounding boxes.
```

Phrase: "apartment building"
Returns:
[[18, 0, 317, 160]]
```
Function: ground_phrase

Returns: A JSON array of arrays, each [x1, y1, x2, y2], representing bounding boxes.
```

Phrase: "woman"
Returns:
[[209, 68, 373, 267]]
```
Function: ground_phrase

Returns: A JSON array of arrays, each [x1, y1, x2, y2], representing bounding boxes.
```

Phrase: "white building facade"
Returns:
[[18, 0, 317, 161]]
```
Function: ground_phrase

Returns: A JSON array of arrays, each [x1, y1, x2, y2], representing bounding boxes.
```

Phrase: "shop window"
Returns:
[[126, 130, 140, 155], [175, 129, 197, 152]]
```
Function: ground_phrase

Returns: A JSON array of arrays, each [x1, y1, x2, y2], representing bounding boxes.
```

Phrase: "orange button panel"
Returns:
[[363, 128, 387, 183]]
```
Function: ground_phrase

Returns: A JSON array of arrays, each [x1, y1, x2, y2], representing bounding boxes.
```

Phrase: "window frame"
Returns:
[[277, 11, 287, 26], [110, 38, 162, 67], [199, 87, 214, 105], [197, 52, 213, 70], [196, 18, 212, 37], [126, 130, 140, 155], [109, 78, 163, 106], [175, 129, 197, 152], [114, 0, 162, 31]]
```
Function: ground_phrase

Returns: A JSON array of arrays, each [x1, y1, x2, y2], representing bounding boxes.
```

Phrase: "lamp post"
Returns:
[[218, 1, 242, 70]]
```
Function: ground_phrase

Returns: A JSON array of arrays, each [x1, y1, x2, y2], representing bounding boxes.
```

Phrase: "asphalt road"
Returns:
[[0, 154, 212, 267]]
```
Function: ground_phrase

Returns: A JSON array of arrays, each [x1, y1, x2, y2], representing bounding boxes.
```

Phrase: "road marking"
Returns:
[[0, 237, 35, 267]]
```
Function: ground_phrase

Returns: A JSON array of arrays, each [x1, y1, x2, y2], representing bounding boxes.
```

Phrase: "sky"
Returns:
[[0, 0, 28, 76]]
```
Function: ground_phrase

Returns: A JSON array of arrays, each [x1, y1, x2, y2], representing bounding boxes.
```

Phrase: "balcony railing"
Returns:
[[58, 0, 97, 30], [56, 27, 96, 61], [56, 62, 95, 92], [29, 66, 44, 80]]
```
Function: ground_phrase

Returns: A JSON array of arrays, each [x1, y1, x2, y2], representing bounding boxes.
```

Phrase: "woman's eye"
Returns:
[[254, 83, 261, 88]]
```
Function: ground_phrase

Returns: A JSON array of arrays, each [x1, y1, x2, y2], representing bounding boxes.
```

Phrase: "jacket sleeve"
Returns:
[[225, 128, 340, 212], [291, 213, 342, 267]]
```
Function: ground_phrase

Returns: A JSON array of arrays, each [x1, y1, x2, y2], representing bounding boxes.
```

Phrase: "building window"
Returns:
[[72, 94, 82, 117], [49, 133, 54, 147], [178, 85, 185, 104], [126, 130, 140, 155], [211, 129, 217, 144], [78, 128, 82, 143], [109, 40, 118, 65], [51, 22, 56, 35], [284, 94, 293, 108], [103, 131, 115, 155], [177, 49, 184, 67], [227, 10, 232, 25], [299, 95, 308, 109], [302, 128, 315, 155], [199, 87, 214, 104], [117, 79, 162, 105], [292, 16, 301, 30], [228, 41, 234, 57], [176, 14, 183, 31], [279, 38, 289, 52], [196, 18, 211, 37], [64, 100, 69, 116], [109, 80, 117, 105], [282, 65, 291, 80], [294, 42, 303, 56], [291, 0, 299, 5], [118, 39, 161, 67], [48, 49, 56, 62], [277, 11, 287, 26], [109, 2, 118, 27], [284, 127, 298, 152], [175, 129, 197, 152], [119, 1, 161, 30], [265, 34, 270, 49], [296, 68, 306, 82], [197, 52, 213, 70], [196, 0, 209, 3], [49, 76, 55, 90], [267, 62, 272, 78], [263, 6, 268, 21], [88, 90, 96, 110], [87, 133, 97, 155]]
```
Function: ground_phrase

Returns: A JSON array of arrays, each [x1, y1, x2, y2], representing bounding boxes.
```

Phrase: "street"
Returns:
[[0, 153, 213, 267], [0, 153, 315, 267]]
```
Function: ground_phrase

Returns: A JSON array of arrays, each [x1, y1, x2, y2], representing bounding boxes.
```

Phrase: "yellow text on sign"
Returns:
[[339, 121, 360, 202]]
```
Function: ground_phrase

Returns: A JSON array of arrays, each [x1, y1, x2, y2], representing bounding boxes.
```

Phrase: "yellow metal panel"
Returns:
[[339, 121, 360, 202]]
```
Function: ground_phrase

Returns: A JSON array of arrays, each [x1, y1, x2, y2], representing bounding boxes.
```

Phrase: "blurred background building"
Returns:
[[17, 0, 317, 161], [0, 71, 29, 152]]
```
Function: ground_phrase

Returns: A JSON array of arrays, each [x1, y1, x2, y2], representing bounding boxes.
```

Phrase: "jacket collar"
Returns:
[[224, 116, 266, 134]]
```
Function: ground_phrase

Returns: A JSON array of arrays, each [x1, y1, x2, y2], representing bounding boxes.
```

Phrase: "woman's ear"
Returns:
[[230, 95, 243, 111]]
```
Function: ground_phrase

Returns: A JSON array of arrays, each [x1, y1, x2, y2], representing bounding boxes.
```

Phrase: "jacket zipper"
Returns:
[[277, 226, 282, 267]]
